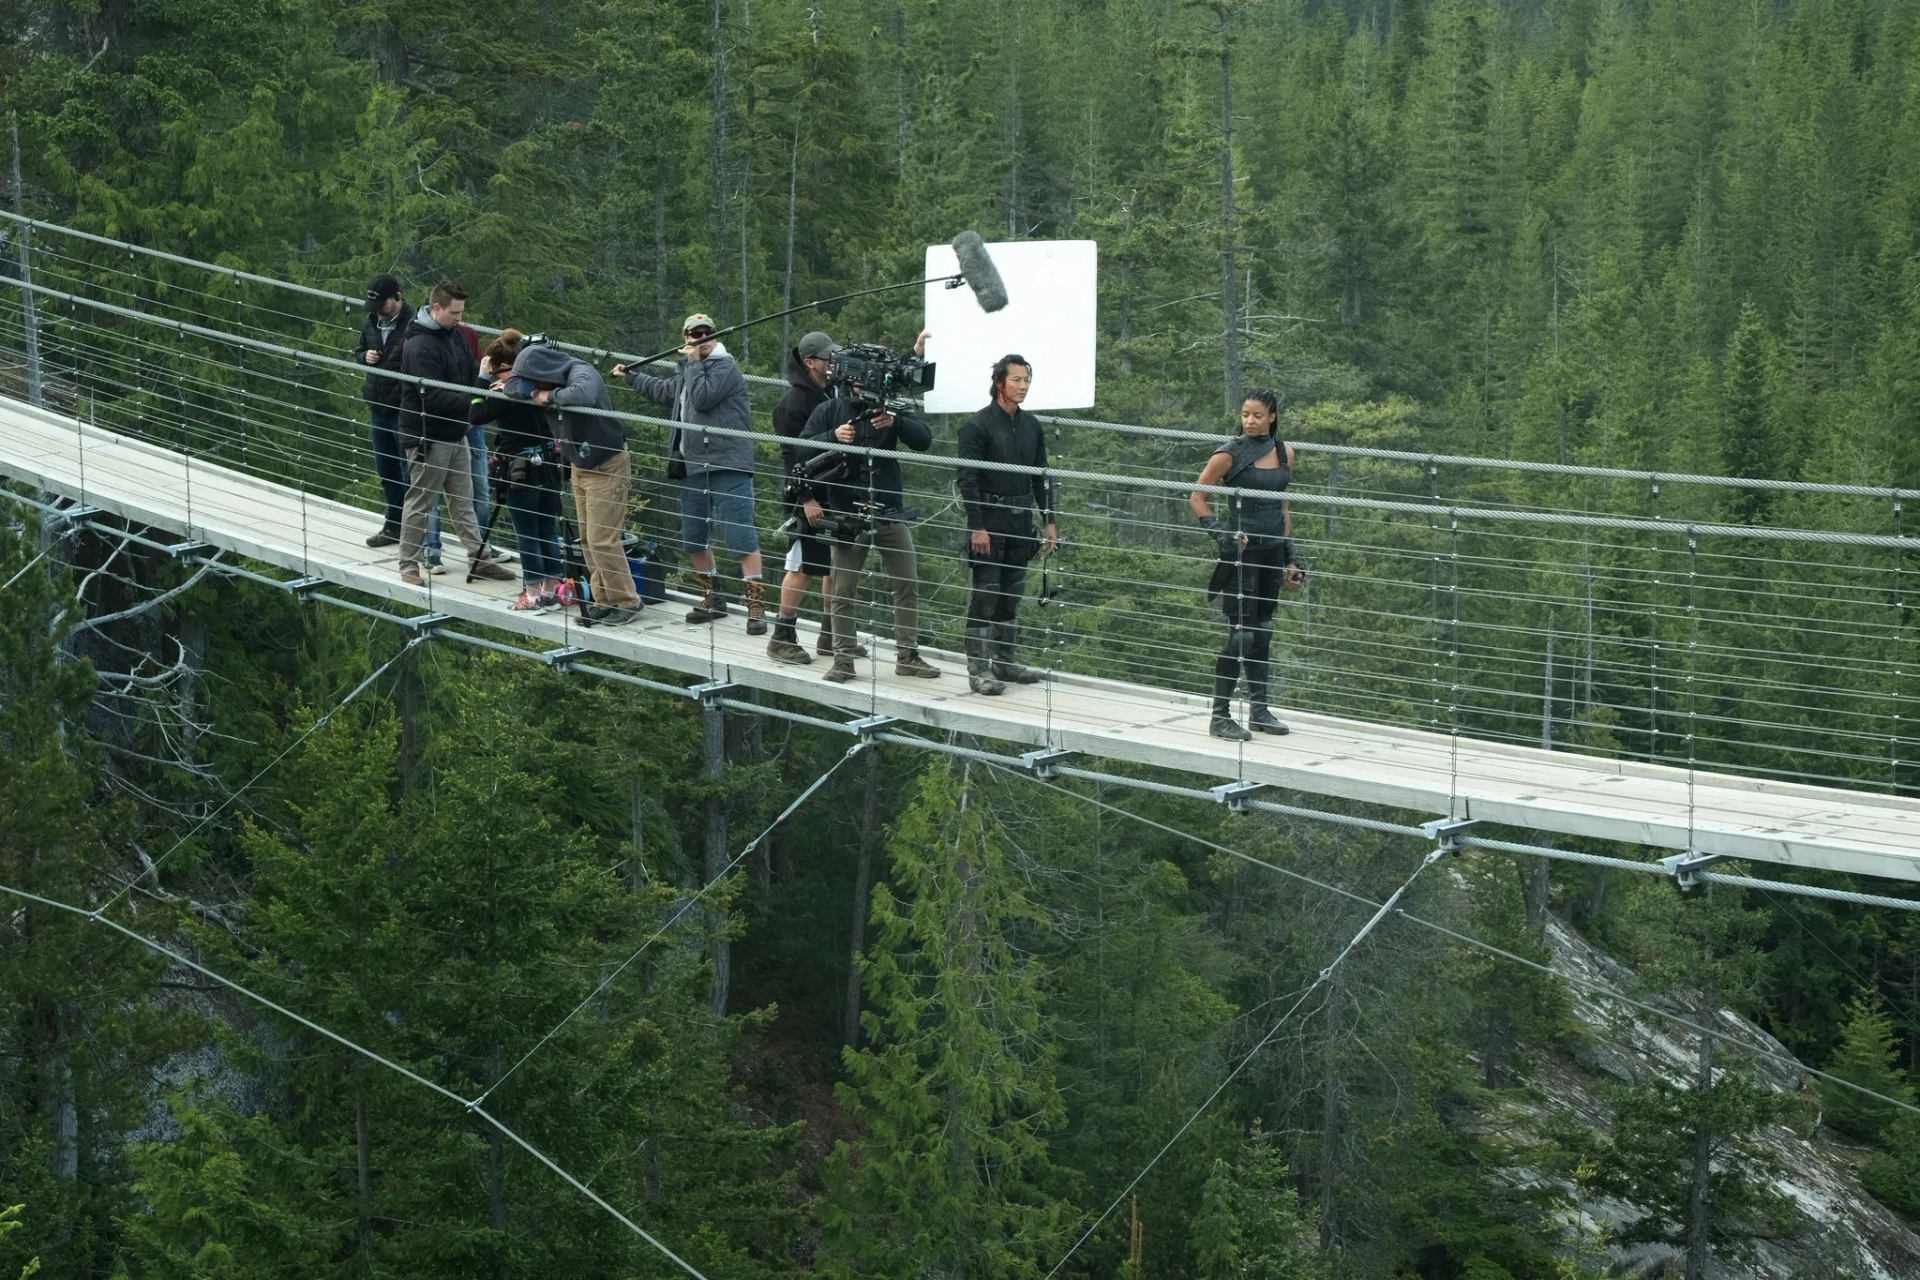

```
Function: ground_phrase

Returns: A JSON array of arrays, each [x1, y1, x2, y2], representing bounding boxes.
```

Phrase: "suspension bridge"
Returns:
[[2, 209, 1918, 887]]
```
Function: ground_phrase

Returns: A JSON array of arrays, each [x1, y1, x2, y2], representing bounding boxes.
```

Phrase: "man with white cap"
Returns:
[[614, 313, 765, 633]]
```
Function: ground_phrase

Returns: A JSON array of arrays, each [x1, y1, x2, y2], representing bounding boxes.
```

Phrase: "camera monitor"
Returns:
[[922, 239, 1096, 414]]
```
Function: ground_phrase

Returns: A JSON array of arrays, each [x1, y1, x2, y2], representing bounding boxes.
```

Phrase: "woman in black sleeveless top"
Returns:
[[1189, 389, 1302, 741]]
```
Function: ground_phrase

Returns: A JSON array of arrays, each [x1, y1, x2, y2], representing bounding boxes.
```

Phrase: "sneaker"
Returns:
[[366, 526, 401, 549], [424, 559, 446, 576], [895, 650, 942, 679], [822, 657, 858, 684], [534, 583, 562, 613], [586, 605, 639, 626], [509, 587, 544, 611], [470, 559, 516, 582], [400, 564, 424, 587], [480, 543, 516, 563]]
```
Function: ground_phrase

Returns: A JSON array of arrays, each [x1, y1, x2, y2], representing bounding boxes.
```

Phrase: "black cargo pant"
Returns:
[[1212, 538, 1288, 710], [965, 511, 1038, 626]]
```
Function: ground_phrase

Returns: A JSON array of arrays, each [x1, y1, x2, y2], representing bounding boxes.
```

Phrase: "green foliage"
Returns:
[[1822, 996, 1916, 1144], [820, 760, 1069, 1280], [1188, 1131, 1325, 1280]]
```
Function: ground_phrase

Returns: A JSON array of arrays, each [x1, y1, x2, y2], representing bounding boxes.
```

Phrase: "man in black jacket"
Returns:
[[355, 274, 433, 552], [956, 354, 1057, 694], [766, 331, 838, 664], [394, 281, 514, 586], [798, 337, 942, 684]]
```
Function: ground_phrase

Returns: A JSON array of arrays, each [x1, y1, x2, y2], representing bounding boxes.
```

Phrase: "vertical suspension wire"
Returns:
[[1647, 479, 1661, 767], [1428, 459, 1441, 735], [1686, 533, 1699, 851], [1892, 497, 1905, 794], [1449, 510, 1462, 814]]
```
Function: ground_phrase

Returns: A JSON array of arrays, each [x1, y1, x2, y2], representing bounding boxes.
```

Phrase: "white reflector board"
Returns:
[[923, 239, 1097, 413]]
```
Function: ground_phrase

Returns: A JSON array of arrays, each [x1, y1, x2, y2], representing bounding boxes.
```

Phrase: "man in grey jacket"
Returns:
[[515, 342, 641, 624], [614, 313, 765, 634]]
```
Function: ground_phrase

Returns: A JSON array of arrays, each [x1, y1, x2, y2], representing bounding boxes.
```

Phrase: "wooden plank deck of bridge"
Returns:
[[5, 397, 1918, 881]]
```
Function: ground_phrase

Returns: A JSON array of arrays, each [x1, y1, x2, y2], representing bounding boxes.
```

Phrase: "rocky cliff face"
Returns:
[[1518, 917, 1920, 1279]]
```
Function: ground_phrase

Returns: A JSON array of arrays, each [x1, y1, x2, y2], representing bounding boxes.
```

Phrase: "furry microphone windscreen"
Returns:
[[951, 231, 1009, 313]]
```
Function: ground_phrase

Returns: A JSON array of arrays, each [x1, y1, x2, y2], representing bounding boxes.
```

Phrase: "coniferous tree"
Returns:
[[1822, 995, 1917, 1144]]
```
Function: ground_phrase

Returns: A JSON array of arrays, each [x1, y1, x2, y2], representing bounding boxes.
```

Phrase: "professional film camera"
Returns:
[[826, 342, 934, 411]]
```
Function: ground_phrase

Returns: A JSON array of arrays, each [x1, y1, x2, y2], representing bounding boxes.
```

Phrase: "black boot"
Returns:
[[1208, 650, 1249, 741], [1244, 633, 1288, 735], [990, 620, 1042, 684], [965, 626, 1005, 695]]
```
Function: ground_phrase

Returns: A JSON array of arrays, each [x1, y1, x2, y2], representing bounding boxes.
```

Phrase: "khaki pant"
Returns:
[[828, 519, 918, 656], [571, 451, 639, 608], [398, 438, 485, 569]]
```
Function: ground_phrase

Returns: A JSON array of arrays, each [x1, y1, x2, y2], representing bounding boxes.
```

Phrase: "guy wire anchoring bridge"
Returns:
[[3, 210, 1919, 895]]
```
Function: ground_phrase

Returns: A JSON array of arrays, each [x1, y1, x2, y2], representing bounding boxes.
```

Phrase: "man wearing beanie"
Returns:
[[354, 273, 435, 554]]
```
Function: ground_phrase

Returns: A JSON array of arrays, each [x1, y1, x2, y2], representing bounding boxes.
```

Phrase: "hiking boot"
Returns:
[[1248, 705, 1290, 736], [586, 605, 639, 626], [896, 650, 942, 679], [965, 626, 1005, 696], [400, 563, 424, 587], [990, 621, 1042, 684], [767, 618, 812, 665], [822, 657, 858, 684], [817, 621, 865, 657], [686, 572, 728, 623], [366, 525, 401, 549], [744, 579, 767, 636], [1210, 714, 1252, 742], [469, 559, 516, 582]]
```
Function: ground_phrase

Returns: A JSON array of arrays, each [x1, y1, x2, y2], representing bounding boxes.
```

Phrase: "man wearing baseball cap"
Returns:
[[765, 330, 841, 664], [354, 274, 438, 557], [614, 313, 764, 633]]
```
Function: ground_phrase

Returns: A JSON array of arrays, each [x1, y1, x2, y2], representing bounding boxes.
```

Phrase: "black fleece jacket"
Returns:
[[772, 347, 830, 474], [397, 317, 480, 446], [354, 303, 414, 408], [799, 393, 931, 514]]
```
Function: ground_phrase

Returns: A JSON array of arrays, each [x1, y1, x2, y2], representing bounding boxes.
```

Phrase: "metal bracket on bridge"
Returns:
[[1419, 817, 1479, 854], [540, 646, 588, 672], [162, 539, 211, 559], [53, 504, 101, 524], [284, 576, 326, 598], [846, 714, 896, 743], [689, 680, 736, 710], [398, 612, 452, 634], [1658, 850, 1728, 894], [1210, 780, 1271, 813], [1019, 747, 1077, 779]]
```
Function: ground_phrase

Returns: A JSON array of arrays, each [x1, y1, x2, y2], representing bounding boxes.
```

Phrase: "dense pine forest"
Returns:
[[7, 1, 1920, 1277]]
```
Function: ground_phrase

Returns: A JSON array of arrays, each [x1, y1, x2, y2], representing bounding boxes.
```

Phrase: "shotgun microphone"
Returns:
[[950, 231, 1009, 313]]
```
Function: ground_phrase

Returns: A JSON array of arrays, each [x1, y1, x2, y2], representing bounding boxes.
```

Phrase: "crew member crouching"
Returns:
[[1190, 388, 1300, 740], [956, 354, 1058, 695]]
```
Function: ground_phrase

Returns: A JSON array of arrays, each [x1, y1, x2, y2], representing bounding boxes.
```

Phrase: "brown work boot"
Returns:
[[766, 618, 811, 665], [822, 656, 858, 684], [896, 649, 942, 679], [744, 578, 767, 636], [400, 563, 424, 586], [686, 572, 728, 623], [469, 559, 516, 582]]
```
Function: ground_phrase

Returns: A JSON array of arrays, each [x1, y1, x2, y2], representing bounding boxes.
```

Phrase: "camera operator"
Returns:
[[956, 355, 1058, 695], [798, 330, 942, 684], [614, 314, 765, 635], [472, 330, 565, 611], [766, 331, 841, 665], [394, 280, 515, 586], [515, 339, 643, 625]]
